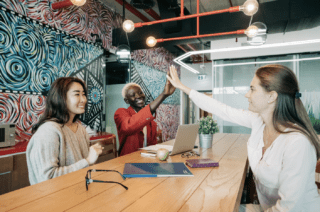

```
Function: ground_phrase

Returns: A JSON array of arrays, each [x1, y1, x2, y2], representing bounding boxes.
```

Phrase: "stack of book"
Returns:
[[185, 158, 219, 168]]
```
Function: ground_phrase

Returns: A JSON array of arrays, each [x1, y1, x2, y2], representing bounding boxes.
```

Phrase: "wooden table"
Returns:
[[0, 132, 117, 196], [0, 133, 249, 212]]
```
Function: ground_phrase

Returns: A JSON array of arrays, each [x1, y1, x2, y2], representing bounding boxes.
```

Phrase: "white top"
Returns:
[[190, 90, 320, 212]]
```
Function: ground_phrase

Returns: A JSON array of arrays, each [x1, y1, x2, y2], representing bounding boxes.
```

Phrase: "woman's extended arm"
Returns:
[[166, 66, 260, 129]]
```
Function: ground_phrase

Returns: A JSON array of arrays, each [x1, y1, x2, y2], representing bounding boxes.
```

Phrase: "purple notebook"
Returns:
[[185, 159, 219, 168]]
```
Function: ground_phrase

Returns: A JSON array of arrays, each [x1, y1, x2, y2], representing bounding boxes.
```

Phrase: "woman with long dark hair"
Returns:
[[167, 65, 320, 211], [27, 77, 103, 185]]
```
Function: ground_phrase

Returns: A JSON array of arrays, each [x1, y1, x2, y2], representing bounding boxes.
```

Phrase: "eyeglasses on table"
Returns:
[[85, 169, 128, 191], [181, 150, 200, 158]]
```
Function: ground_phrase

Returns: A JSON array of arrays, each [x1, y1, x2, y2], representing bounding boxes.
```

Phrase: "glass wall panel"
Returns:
[[213, 54, 294, 134], [299, 52, 320, 134]]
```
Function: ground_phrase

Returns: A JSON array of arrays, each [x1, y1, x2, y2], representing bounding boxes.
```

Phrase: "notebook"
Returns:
[[123, 163, 193, 178], [185, 159, 219, 168], [141, 123, 200, 156]]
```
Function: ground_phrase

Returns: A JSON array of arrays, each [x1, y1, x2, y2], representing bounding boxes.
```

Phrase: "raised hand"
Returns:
[[163, 68, 176, 97], [166, 65, 191, 95]]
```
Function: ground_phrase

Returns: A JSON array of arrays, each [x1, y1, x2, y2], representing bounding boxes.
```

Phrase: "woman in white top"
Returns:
[[167, 65, 320, 211], [27, 77, 103, 184]]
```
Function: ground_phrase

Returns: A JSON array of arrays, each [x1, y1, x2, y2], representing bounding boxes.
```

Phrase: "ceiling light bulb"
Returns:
[[146, 36, 157, 47], [70, 0, 86, 6], [245, 25, 259, 38], [122, 20, 135, 33], [240, 0, 259, 16], [247, 22, 267, 45]]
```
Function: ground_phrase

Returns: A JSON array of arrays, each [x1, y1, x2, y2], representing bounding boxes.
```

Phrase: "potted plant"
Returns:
[[198, 116, 219, 148]]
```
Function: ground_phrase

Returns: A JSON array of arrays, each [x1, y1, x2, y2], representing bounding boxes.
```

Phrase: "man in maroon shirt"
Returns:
[[114, 68, 176, 156]]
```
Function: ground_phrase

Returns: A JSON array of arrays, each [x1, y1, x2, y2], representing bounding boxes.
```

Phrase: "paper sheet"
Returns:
[[140, 144, 173, 152]]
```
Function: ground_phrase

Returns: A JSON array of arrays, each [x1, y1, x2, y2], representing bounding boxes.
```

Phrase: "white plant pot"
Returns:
[[199, 134, 214, 149]]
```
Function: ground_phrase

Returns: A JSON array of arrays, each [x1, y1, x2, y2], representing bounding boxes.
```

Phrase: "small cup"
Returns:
[[156, 148, 169, 161]]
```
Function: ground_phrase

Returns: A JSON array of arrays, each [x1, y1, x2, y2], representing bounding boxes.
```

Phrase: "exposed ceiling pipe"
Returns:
[[180, 0, 184, 16], [157, 29, 245, 43], [135, 0, 260, 46], [196, 0, 199, 36], [134, 2, 240, 28]]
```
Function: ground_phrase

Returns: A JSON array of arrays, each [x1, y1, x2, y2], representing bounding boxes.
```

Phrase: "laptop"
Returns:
[[169, 123, 199, 155], [142, 123, 199, 156]]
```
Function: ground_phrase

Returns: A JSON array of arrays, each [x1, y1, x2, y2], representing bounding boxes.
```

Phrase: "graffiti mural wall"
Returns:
[[131, 50, 181, 141], [0, 4, 104, 139], [0, 0, 180, 142]]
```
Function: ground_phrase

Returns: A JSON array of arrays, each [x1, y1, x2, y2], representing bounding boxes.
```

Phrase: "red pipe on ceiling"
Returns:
[[197, 0, 199, 36], [157, 29, 245, 43], [134, 6, 239, 28], [181, 0, 184, 16], [115, 0, 151, 22]]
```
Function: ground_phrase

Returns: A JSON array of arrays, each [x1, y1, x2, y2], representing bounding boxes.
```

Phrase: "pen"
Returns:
[[141, 152, 156, 157]]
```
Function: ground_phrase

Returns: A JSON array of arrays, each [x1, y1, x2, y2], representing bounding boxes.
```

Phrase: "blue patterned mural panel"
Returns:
[[71, 56, 105, 132], [0, 6, 105, 138], [132, 61, 180, 105], [0, 6, 103, 94]]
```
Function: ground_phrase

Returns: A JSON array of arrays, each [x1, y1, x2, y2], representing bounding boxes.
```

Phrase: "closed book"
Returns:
[[185, 159, 219, 168], [123, 163, 193, 178]]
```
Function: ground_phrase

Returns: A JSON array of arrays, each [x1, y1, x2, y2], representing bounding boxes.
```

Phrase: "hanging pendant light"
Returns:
[[116, 44, 131, 63], [247, 22, 267, 45], [146, 36, 157, 47], [123, 20, 135, 33], [240, 0, 259, 16]]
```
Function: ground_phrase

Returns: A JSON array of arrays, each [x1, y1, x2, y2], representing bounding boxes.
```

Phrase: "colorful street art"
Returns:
[[71, 56, 105, 132], [0, 5, 104, 138], [0, 0, 121, 50], [0, 6, 103, 94], [131, 60, 180, 105], [130, 60, 180, 141], [0, 0, 180, 142]]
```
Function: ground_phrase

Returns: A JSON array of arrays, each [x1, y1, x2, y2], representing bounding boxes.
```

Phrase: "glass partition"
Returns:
[[299, 52, 320, 134], [212, 54, 300, 134]]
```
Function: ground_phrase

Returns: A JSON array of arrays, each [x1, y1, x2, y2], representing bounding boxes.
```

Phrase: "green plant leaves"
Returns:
[[198, 116, 219, 134]]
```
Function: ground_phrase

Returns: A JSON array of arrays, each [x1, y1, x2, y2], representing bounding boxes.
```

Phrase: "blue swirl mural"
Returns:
[[0, 7, 103, 94], [0, 6, 105, 137]]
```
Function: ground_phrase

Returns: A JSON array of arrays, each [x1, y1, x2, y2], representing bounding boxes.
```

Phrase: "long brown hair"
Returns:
[[256, 64, 320, 160], [32, 77, 87, 133]]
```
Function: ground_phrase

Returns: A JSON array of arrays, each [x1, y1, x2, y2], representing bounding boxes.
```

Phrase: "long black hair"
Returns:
[[32, 77, 87, 133], [256, 64, 320, 160]]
